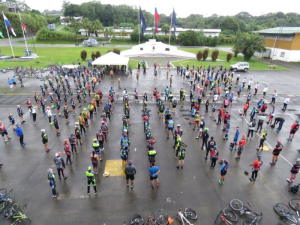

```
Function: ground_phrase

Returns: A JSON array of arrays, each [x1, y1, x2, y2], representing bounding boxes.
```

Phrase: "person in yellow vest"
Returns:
[[78, 113, 86, 135], [94, 94, 100, 108], [82, 108, 90, 127]]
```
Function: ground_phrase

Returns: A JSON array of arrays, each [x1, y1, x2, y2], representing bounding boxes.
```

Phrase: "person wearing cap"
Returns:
[[41, 129, 50, 152], [87, 102, 94, 119], [15, 123, 25, 146], [54, 152, 67, 180], [8, 112, 15, 131], [64, 139, 72, 165], [0, 121, 11, 142], [78, 113, 86, 135], [235, 135, 247, 160], [257, 129, 267, 151], [287, 120, 300, 142], [125, 160, 136, 189], [173, 124, 183, 148], [86, 166, 97, 195], [219, 159, 229, 185], [287, 159, 300, 183], [53, 114, 60, 136], [249, 155, 263, 182], [282, 95, 290, 111], [96, 129, 105, 152], [271, 90, 277, 105], [92, 138, 102, 161], [17, 105, 25, 124], [270, 139, 283, 166], [46, 106, 53, 125], [47, 168, 58, 198], [82, 108, 89, 127]]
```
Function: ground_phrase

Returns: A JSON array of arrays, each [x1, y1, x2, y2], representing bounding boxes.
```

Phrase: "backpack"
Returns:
[[261, 104, 267, 111], [98, 134, 104, 141], [104, 104, 110, 112], [224, 113, 230, 120], [289, 184, 300, 194]]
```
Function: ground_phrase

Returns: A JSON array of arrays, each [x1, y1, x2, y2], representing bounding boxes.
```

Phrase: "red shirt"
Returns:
[[291, 123, 299, 131], [252, 160, 262, 170], [238, 139, 247, 148], [87, 84, 91, 90], [218, 108, 223, 117]]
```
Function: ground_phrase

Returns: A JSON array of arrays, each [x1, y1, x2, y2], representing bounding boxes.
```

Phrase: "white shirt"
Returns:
[[273, 92, 277, 98], [284, 97, 290, 104], [263, 87, 268, 92], [214, 95, 218, 101], [243, 78, 246, 83], [236, 73, 240, 78], [248, 80, 253, 86], [255, 83, 259, 89]]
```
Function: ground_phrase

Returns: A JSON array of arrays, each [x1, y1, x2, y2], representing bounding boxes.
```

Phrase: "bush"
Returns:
[[91, 52, 96, 60], [96, 51, 101, 58], [196, 51, 203, 61], [113, 48, 120, 55], [211, 50, 219, 62], [81, 50, 87, 61], [177, 30, 198, 46], [36, 28, 86, 41], [227, 53, 233, 62], [203, 48, 209, 61]]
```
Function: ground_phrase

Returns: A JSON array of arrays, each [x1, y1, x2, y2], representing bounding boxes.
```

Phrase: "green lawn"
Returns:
[[16, 38, 83, 45], [176, 48, 289, 71], [0, 46, 131, 68]]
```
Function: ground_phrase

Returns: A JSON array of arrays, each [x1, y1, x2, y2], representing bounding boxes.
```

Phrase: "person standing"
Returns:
[[46, 107, 53, 125], [235, 135, 247, 160], [17, 105, 25, 124], [41, 129, 50, 152], [53, 115, 60, 136], [263, 85, 268, 98], [206, 137, 216, 160], [247, 119, 256, 140], [219, 159, 229, 185], [0, 121, 11, 142], [15, 123, 25, 146], [287, 159, 300, 183], [287, 120, 300, 141], [270, 139, 283, 166], [63, 106, 69, 124], [125, 160, 136, 189], [136, 70, 140, 82], [210, 148, 219, 169], [87, 102, 94, 119], [90, 151, 99, 174], [177, 145, 186, 169], [86, 166, 98, 195], [8, 112, 16, 131], [53, 152, 67, 180], [271, 90, 277, 104], [257, 129, 267, 151], [8, 78, 13, 91], [256, 113, 266, 133], [170, 75, 173, 87], [254, 82, 259, 96], [64, 139, 72, 165], [149, 162, 160, 189], [201, 128, 209, 150], [47, 168, 58, 198], [282, 95, 290, 111], [30, 106, 37, 124], [249, 155, 263, 182]]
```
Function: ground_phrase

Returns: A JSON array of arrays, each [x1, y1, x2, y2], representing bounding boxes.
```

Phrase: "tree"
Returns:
[[211, 50, 219, 62], [120, 29, 127, 38], [95, 51, 101, 58], [82, 18, 90, 36], [234, 33, 266, 61], [91, 52, 96, 60], [226, 53, 233, 62], [219, 17, 240, 34], [232, 45, 240, 57], [1, 0, 30, 12], [81, 50, 87, 61], [113, 48, 120, 55], [196, 51, 203, 61], [177, 30, 198, 46], [92, 19, 103, 37], [105, 27, 115, 37], [203, 48, 209, 61], [161, 24, 170, 35]]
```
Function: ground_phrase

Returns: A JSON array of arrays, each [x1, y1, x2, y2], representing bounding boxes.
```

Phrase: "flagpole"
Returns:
[[169, 9, 173, 46], [2, 11, 15, 59], [18, 12, 29, 56], [138, 7, 140, 45]]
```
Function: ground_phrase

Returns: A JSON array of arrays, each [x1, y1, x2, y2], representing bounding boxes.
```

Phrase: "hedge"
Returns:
[[36, 28, 87, 41]]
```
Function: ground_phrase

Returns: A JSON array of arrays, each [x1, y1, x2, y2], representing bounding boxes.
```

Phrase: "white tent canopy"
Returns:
[[92, 52, 129, 66]]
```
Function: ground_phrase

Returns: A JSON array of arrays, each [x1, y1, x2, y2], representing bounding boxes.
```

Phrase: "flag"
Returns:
[[172, 9, 177, 34], [154, 7, 159, 34], [2, 13, 16, 36], [19, 14, 28, 36], [139, 7, 147, 36]]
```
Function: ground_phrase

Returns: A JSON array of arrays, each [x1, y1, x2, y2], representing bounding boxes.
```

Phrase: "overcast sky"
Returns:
[[25, 0, 298, 18]]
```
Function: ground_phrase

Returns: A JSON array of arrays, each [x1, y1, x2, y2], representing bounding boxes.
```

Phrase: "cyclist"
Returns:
[[86, 166, 98, 196], [92, 138, 102, 162], [125, 160, 136, 189], [96, 129, 105, 152], [47, 168, 58, 198], [287, 159, 300, 183], [64, 139, 72, 165], [177, 144, 186, 169], [197, 117, 205, 139], [247, 118, 256, 140], [167, 116, 175, 139], [249, 155, 263, 182], [53, 114, 60, 136], [158, 101, 165, 119], [206, 137, 216, 160], [223, 119, 230, 141], [287, 120, 300, 141], [193, 111, 200, 130], [189, 107, 196, 125], [235, 135, 247, 160], [148, 149, 157, 166], [210, 148, 219, 169], [120, 146, 128, 166], [201, 128, 209, 150], [149, 162, 160, 189], [75, 122, 83, 145], [164, 107, 171, 130], [8, 112, 15, 131], [257, 129, 267, 151], [0, 121, 11, 142], [54, 152, 67, 180], [173, 124, 183, 148], [219, 159, 229, 185], [88, 102, 94, 119], [120, 134, 130, 152], [164, 86, 170, 101], [15, 123, 25, 146], [270, 139, 283, 166], [90, 151, 99, 174], [230, 127, 240, 151], [41, 129, 50, 152]]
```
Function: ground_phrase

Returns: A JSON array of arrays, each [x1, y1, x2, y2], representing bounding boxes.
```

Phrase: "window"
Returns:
[[280, 52, 285, 58]]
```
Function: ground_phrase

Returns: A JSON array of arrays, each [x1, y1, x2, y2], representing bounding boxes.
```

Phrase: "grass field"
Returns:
[[175, 48, 289, 71], [0, 46, 132, 68]]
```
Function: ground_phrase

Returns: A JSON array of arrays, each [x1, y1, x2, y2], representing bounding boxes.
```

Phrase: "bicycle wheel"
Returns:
[[289, 198, 300, 211], [154, 209, 168, 225], [0, 188, 7, 195], [273, 203, 290, 217], [223, 208, 238, 222], [0, 201, 8, 213], [4, 203, 19, 219], [243, 217, 258, 225], [230, 199, 244, 211], [130, 214, 144, 225], [184, 208, 197, 220]]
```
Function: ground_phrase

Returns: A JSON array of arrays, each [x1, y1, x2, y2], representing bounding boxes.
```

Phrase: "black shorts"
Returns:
[[150, 176, 158, 181], [179, 155, 185, 160], [149, 156, 156, 163], [224, 119, 228, 124], [1, 130, 8, 136], [13, 82, 16, 85], [135, 96, 138, 100], [76, 134, 81, 139], [11, 120, 15, 125], [290, 130, 297, 135], [165, 120, 169, 125], [221, 171, 227, 176], [92, 162, 98, 169], [65, 115, 69, 119], [126, 174, 134, 180], [72, 106, 75, 109], [57, 107, 60, 110], [54, 125, 59, 129]]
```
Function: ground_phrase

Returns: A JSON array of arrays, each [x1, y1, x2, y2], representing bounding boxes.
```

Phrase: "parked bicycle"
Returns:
[[215, 208, 239, 224], [175, 208, 197, 225], [10, 203, 31, 225], [123, 214, 144, 225], [0, 188, 13, 213], [274, 202, 299, 224], [146, 209, 168, 225], [230, 199, 262, 218], [4, 202, 20, 219]]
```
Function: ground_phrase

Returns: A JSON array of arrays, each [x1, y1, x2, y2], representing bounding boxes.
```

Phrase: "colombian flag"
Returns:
[[19, 14, 28, 36], [154, 7, 159, 34]]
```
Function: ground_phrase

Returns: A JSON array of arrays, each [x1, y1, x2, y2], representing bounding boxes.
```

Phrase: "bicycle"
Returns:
[[11, 203, 31, 225], [0, 188, 13, 212], [146, 209, 168, 225], [124, 214, 144, 225], [230, 199, 261, 217], [175, 208, 197, 225], [243, 213, 263, 225], [274, 203, 299, 224], [215, 208, 239, 224], [4, 202, 20, 219]]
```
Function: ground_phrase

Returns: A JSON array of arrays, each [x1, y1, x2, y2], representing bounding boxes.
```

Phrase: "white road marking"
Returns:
[[135, 148, 136, 152], [237, 109, 293, 166]]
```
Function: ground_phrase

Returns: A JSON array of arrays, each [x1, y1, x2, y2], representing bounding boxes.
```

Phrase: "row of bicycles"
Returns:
[[0, 188, 31, 225], [274, 198, 300, 224], [124, 208, 197, 225], [215, 199, 263, 225]]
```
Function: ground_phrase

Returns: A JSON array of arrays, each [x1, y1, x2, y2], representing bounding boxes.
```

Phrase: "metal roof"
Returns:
[[255, 27, 300, 36]]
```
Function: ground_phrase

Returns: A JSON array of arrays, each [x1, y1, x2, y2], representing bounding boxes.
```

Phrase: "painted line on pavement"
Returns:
[[237, 109, 293, 166]]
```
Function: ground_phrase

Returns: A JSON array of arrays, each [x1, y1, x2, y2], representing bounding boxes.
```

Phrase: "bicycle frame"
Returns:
[[177, 210, 193, 225]]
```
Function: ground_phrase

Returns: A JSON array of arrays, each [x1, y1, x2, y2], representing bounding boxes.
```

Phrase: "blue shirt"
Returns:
[[165, 88, 170, 94], [191, 108, 196, 116], [168, 120, 175, 128], [220, 164, 229, 171], [8, 79, 12, 85], [15, 127, 23, 136], [238, 87, 242, 93], [11, 78, 16, 82], [149, 166, 160, 177], [234, 130, 240, 140], [121, 138, 129, 147]]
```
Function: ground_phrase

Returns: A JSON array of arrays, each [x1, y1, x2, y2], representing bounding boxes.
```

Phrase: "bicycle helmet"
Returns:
[[75, 122, 79, 125], [177, 124, 181, 127], [47, 168, 52, 173], [128, 160, 133, 165], [263, 129, 267, 132], [41, 129, 45, 132], [297, 158, 300, 163], [93, 138, 97, 142], [257, 155, 261, 160], [204, 127, 209, 131], [83, 108, 87, 111], [64, 139, 69, 143], [88, 166, 92, 171], [102, 121, 105, 124], [242, 134, 246, 139], [277, 139, 282, 143]]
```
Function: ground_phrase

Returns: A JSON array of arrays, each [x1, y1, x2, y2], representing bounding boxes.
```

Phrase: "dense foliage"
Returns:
[[81, 50, 87, 60], [36, 28, 86, 41], [211, 50, 219, 62]]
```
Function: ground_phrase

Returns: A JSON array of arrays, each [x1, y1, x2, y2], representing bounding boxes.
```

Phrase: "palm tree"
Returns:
[[234, 33, 266, 61], [120, 29, 127, 38], [105, 27, 115, 38], [82, 18, 90, 36], [93, 19, 103, 37], [161, 24, 170, 35]]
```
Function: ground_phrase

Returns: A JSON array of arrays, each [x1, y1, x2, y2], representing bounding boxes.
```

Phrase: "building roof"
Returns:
[[256, 27, 300, 36]]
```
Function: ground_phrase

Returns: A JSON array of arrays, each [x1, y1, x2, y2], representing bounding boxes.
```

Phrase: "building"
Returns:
[[78, 27, 221, 38], [60, 16, 83, 25], [255, 27, 300, 62]]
